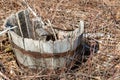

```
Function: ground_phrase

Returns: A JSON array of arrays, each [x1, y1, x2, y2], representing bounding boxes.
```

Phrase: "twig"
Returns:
[[22, 0, 44, 27], [46, 0, 64, 40], [0, 71, 10, 80], [31, 69, 45, 80], [74, 72, 99, 80], [51, 0, 64, 23], [21, 72, 98, 79], [22, 0, 37, 17], [104, 58, 120, 74], [21, 74, 57, 79], [101, 56, 120, 80], [47, 20, 57, 40], [102, 1, 118, 24], [0, 26, 17, 36]]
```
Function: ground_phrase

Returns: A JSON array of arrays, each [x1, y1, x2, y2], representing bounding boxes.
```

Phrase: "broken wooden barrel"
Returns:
[[4, 9, 84, 69]]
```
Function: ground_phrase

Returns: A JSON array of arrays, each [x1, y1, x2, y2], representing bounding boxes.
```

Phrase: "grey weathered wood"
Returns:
[[79, 20, 84, 34], [14, 47, 66, 69], [10, 31, 82, 53], [16, 10, 29, 38], [35, 28, 51, 36], [10, 31, 24, 49], [4, 14, 21, 36], [83, 33, 104, 38], [5, 9, 84, 69], [32, 18, 43, 40], [24, 9, 34, 39]]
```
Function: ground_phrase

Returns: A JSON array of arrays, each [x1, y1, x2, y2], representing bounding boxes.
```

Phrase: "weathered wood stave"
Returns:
[[4, 9, 84, 69]]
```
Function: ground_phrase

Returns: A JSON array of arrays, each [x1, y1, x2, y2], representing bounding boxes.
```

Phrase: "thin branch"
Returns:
[[47, 20, 57, 40], [22, 0, 44, 27], [21, 74, 57, 79], [51, 0, 64, 23], [0, 26, 17, 36], [102, 1, 118, 24], [0, 71, 10, 80], [21, 72, 99, 80]]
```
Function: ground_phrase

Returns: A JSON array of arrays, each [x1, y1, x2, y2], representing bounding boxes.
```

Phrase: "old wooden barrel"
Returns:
[[4, 9, 84, 69]]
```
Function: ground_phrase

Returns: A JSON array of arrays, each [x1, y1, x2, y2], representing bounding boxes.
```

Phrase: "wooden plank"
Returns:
[[10, 31, 24, 49], [12, 14, 21, 36], [54, 39, 71, 53], [24, 9, 34, 39], [24, 38, 40, 51], [32, 18, 44, 39], [4, 14, 21, 36], [14, 47, 66, 69], [10, 30, 82, 53], [16, 10, 29, 38], [14, 48, 35, 68]]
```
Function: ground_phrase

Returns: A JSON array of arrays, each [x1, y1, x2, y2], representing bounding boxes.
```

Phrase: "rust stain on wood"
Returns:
[[12, 42, 74, 58]]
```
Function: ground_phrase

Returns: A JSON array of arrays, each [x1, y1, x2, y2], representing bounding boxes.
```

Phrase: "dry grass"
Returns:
[[0, 0, 120, 80]]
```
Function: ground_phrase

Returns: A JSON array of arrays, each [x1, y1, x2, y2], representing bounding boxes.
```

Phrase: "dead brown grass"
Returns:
[[0, 0, 120, 80]]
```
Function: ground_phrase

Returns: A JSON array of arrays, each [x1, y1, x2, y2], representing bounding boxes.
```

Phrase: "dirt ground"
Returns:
[[0, 0, 120, 80]]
